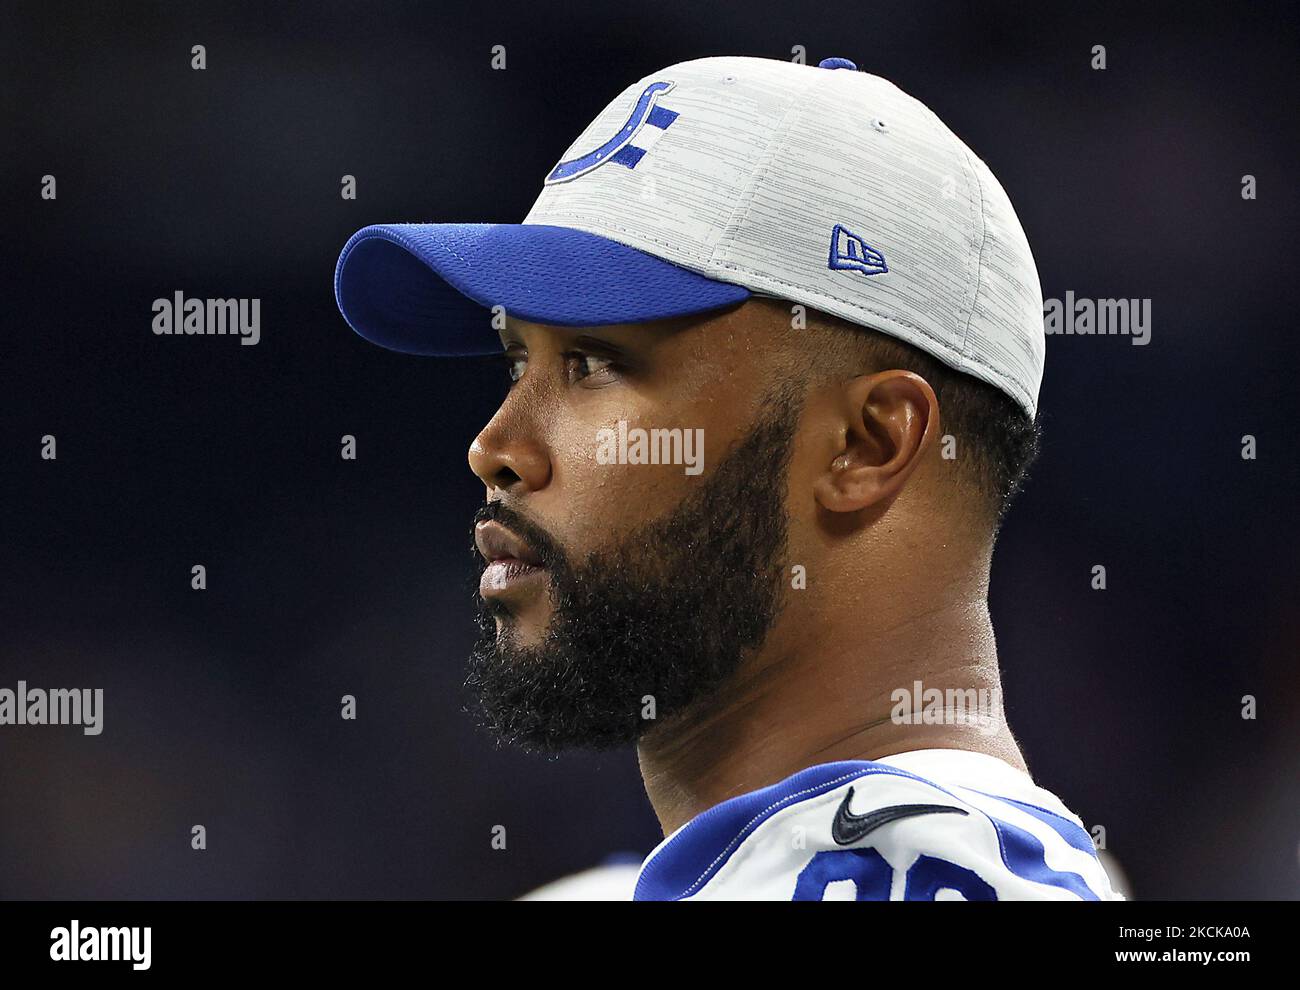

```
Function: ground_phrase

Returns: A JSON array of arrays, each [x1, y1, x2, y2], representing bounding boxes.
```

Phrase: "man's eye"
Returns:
[[504, 355, 526, 383], [567, 352, 617, 383]]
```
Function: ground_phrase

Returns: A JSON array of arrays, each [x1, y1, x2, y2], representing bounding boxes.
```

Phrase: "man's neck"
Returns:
[[636, 593, 1026, 836]]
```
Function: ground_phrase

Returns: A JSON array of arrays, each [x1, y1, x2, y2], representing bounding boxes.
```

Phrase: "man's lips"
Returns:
[[476, 520, 547, 598], [475, 520, 544, 566]]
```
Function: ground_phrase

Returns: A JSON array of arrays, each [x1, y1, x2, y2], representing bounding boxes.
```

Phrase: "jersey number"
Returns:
[[792, 848, 996, 901]]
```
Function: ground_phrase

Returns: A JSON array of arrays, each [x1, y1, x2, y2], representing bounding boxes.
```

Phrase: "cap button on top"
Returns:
[[818, 57, 857, 70]]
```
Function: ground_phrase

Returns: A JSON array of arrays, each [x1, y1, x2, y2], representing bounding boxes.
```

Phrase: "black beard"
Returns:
[[466, 388, 801, 752]]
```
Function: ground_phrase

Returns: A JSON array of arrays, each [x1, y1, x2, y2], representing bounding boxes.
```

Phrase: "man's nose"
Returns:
[[468, 410, 552, 495]]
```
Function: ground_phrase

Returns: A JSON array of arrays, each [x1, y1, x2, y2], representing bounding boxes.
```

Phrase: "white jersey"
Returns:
[[633, 749, 1125, 901]]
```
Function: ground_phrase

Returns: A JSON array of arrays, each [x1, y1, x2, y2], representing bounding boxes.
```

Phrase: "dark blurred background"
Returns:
[[1, 0, 1296, 899]]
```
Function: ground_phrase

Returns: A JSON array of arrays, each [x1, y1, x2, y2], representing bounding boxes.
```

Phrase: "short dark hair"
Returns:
[[805, 308, 1042, 527]]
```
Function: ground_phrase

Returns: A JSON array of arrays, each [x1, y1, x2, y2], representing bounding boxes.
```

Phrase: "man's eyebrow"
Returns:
[[495, 328, 634, 354], [572, 333, 630, 355]]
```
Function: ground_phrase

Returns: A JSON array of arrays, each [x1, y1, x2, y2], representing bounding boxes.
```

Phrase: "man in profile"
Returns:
[[335, 54, 1123, 900]]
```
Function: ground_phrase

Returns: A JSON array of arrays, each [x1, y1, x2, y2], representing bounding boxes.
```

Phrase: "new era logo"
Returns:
[[829, 224, 888, 276]]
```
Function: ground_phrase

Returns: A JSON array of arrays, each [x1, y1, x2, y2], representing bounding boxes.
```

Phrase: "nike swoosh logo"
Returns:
[[831, 787, 969, 847]]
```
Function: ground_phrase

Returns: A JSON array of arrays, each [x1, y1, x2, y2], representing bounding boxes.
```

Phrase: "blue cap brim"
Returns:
[[334, 223, 751, 355]]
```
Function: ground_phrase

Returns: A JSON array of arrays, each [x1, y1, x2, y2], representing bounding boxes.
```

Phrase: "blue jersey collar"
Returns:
[[634, 760, 924, 901]]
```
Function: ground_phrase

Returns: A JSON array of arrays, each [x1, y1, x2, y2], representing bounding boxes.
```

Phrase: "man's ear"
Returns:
[[813, 370, 939, 514]]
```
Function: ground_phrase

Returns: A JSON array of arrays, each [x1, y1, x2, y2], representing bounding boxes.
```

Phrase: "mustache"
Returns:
[[471, 501, 568, 572]]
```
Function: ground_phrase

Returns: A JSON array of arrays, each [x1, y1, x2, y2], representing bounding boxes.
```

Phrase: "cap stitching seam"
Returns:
[[956, 144, 990, 364], [909, 99, 983, 371], [708, 70, 827, 268]]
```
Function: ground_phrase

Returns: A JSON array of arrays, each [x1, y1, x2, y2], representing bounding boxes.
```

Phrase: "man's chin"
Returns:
[[483, 601, 552, 650], [466, 646, 645, 753]]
